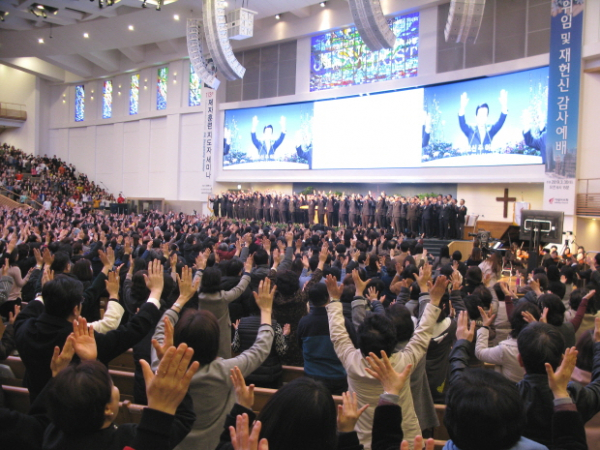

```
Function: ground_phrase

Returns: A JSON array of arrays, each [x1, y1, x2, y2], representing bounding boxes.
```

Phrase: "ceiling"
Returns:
[[0, 0, 332, 79]]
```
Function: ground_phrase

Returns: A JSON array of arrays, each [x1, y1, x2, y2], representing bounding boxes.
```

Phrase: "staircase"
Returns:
[[422, 239, 455, 257], [0, 193, 28, 209]]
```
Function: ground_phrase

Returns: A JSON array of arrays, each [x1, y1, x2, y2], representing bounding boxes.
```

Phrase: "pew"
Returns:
[[1, 385, 30, 413]]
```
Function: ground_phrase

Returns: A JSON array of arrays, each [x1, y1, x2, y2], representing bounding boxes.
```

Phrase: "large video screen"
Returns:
[[222, 66, 548, 171]]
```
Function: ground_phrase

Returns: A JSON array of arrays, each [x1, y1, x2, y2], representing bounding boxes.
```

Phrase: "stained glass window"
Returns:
[[75, 85, 85, 122], [310, 12, 420, 92], [130, 74, 140, 115], [102, 80, 113, 119], [157, 67, 168, 110], [189, 62, 202, 107]]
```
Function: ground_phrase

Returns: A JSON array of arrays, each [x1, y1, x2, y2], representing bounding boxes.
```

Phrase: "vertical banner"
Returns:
[[200, 86, 215, 202], [543, 0, 584, 212]]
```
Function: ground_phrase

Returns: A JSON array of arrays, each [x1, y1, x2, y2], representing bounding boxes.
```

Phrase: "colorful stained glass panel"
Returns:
[[189, 62, 202, 107], [75, 85, 85, 122], [310, 12, 419, 92], [130, 74, 140, 115], [102, 80, 112, 119], [157, 67, 168, 110]]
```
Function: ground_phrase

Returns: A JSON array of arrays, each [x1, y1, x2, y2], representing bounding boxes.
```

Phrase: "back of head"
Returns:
[[47, 360, 112, 435], [51, 251, 71, 273], [257, 378, 337, 450], [174, 309, 220, 365], [445, 369, 524, 450], [463, 295, 483, 321], [275, 269, 300, 297], [517, 322, 565, 374], [358, 313, 397, 357], [200, 267, 222, 294], [538, 293, 566, 326], [253, 248, 269, 266], [43, 275, 84, 318], [309, 283, 329, 307], [386, 303, 414, 342], [510, 301, 541, 339], [71, 259, 93, 282], [472, 285, 492, 309]]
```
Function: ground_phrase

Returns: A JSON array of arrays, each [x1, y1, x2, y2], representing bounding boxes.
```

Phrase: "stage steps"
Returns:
[[422, 239, 458, 257]]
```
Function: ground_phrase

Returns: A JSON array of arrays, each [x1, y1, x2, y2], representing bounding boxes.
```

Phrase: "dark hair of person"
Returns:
[[174, 309, 220, 365], [509, 301, 540, 339], [323, 265, 341, 281], [71, 259, 93, 282], [537, 294, 566, 327], [43, 275, 84, 318], [452, 250, 462, 261], [132, 257, 148, 274], [386, 303, 414, 342], [275, 270, 300, 298], [439, 245, 450, 259], [340, 285, 355, 304], [444, 369, 524, 450], [199, 267, 222, 294], [560, 266, 574, 284], [464, 266, 483, 291], [517, 322, 565, 374], [253, 248, 269, 266], [533, 273, 549, 291], [50, 250, 71, 273], [472, 285, 492, 309], [575, 330, 594, 372], [309, 283, 329, 307], [47, 360, 113, 436], [357, 313, 397, 357], [469, 247, 483, 263], [475, 103, 490, 116], [225, 258, 244, 277], [257, 378, 337, 450], [546, 265, 560, 282], [463, 295, 483, 321]]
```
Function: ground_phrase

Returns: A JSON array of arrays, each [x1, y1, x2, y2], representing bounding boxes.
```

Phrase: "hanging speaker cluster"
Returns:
[[347, 0, 396, 52], [186, 18, 220, 89], [444, 0, 486, 44], [187, 0, 255, 90]]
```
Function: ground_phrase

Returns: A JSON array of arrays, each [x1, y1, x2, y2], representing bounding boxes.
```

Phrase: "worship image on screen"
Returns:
[[222, 103, 314, 170], [421, 66, 549, 166], [221, 66, 548, 171]]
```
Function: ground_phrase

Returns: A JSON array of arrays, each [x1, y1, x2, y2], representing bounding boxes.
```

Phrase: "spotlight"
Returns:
[[275, 13, 281, 20], [30, 3, 58, 18], [128, 24, 134, 30], [173, 14, 179, 20], [38, 38, 44, 44], [83, 32, 89, 38], [0, 11, 8, 22], [320, 1, 326, 7]]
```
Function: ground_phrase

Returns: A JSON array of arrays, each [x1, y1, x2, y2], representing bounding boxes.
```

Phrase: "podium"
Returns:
[[300, 205, 327, 225], [110, 203, 129, 214]]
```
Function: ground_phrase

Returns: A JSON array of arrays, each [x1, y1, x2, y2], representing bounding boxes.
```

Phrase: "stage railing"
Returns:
[[577, 178, 600, 217], [0, 102, 27, 121]]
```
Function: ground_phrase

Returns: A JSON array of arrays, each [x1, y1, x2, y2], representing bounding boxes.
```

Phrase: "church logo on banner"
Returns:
[[201, 87, 215, 202], [543, 0, 584, 213]]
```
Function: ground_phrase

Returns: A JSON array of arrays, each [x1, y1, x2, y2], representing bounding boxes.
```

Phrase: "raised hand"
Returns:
[[230, 366, 255, 410], [253, 277, 276, 314], [42, 247, 54, 266], [325, 274, 343, 300], [50, 335, 75, 377], [365, 350, 412, 396], [427, 275, 448, 307], [8, 304, 20, 325], [456, 311, 475, 342], [546, 346, 577, 399], [176, 266, 200, 305], [352, 269, 368, 297], [282, 323, 291, 336], [477, 306, 496, 328], [42, 266, 54, 286], [415, 263, 432, 292], [144, 258, 165, 299], [105, 270, 120, 299], [72, 317, 97, 361], [141, 343, 200, 416], [152, 316, 174, 361], [244, 254, 254, 274], [337, 392, 369, 433], [229, 413, 268, 450]]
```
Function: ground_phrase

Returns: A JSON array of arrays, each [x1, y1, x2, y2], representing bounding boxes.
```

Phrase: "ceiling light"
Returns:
[[156, 0, 163, 11], [173, 14, 179, 20], [38, 38, 44, 44], [275, 14, 281, 20], [320, 1, 326, 7], [0, 11, 8, 22], [128, 25, 134, 30], [83, 32, 89, 38]]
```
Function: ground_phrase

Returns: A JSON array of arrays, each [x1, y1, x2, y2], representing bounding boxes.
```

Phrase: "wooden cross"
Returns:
[[496, 188, 517, 219]]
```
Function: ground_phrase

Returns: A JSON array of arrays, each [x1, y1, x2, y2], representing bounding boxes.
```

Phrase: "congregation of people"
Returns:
[[0, 143, 598, 450], [209, 190, 468, 240]]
